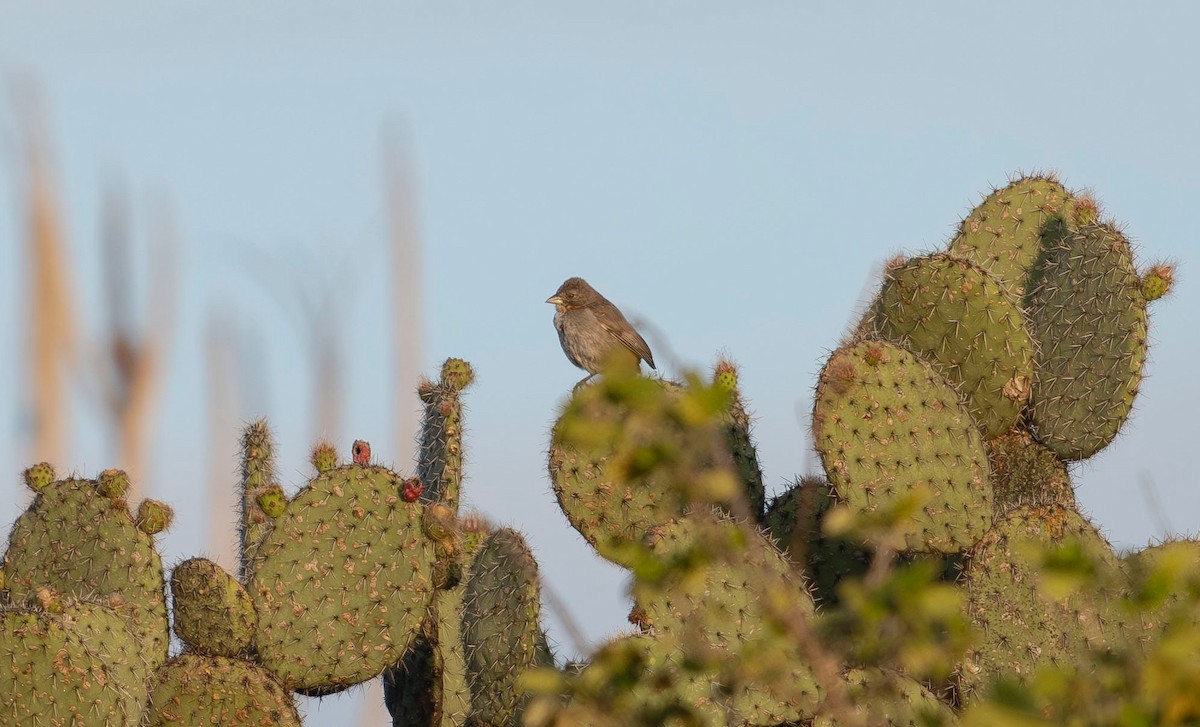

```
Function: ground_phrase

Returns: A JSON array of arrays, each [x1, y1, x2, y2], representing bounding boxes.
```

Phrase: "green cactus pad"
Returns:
[[713, 361, 767, 520], [2, 476, 169, 668], [1113, 539, 1200, 656], [143, 653, 301, 726], [416, 361, 473, 512], [548, 379, 702, 565], [985, 428, 1075, 515], [867, 254, 1034, 438], [949, 175, 1075, 297], [0, 600, 148, 726], [812, 667, 957, 727], [1025, 223, 1148, 460], [462, 527, 546, 727], [170, 557, 257, 657], [635, 511, 824, 725], [959, 504, 1120, 701], [764, 477, 872, 607], [239, 419, 280, 581], [249, 464, 437, 691], [812, 341, 992, 553]]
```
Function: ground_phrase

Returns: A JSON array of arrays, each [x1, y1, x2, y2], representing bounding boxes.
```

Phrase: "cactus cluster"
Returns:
[[1, 174, 1188, 726]]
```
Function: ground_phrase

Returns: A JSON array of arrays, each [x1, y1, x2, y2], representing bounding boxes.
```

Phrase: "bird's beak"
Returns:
[[546, 296, 564, 305]]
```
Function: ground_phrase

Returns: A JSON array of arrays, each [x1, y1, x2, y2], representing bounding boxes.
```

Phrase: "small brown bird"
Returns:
[[546, 277, 655, 386]]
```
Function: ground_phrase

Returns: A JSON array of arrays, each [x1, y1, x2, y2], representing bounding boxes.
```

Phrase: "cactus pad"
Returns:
[[143, 653, 301, 726], [0, 599, 148, 726], [2, 476, 169, 667], [249, 463, 437, 691], [1025, 223, 1148, 460], [949, 175, 1074, 297], [812, 667, 957, 727], [812, 341, 992, 553], [985, 428, 1075, 515], [416, 359, 476, 511], [170, 557, 257, 657], [959, 504, 1120, 701], [713, 360, 767, 519], [868, 254, 1034, 438], [636, 511, 824, 724], [462, 527, 546, 726]]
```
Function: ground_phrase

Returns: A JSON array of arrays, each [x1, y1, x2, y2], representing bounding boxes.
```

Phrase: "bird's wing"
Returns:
[[590, 301, 656, 369]]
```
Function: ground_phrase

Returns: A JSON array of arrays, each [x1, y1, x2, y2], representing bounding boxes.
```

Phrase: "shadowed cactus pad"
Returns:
[[959, 504, 1120, 701], [949, 175, 1075, 297], [985, 428, 1074, 515], [636, 511, 824, 725], [764, 477, 871, 607], [713, 359, 767, 519], [812, 341, 992, 553], [143, 653, 301, 727], [249, 463, 437, 691], [868, 254, 1034, 438], [170, 558, 256, 657], [462, 527, 546, 726], [0, 599, 148, 726], [2, 476, 169, 668], [1025, 223, 1148, 460]]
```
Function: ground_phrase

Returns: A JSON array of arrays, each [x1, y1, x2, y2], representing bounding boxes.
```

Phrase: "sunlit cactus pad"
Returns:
[[812, 667, 958, 727], [143, 653, 301, 726], [2, 475, 169, 667], [813, 341, 992, 552], [249, 463, 436, 691], [868, 253, 1034, 438], [636, 510, 824, 725], [0, 599, 147, 727], [1025, 223, 1148, 460], [959, 504, 1120, 700], [949, 174, 1076, 297]]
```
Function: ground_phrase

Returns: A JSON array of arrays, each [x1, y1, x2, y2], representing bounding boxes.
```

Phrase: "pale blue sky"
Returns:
[[2, 4, 1198, 725]]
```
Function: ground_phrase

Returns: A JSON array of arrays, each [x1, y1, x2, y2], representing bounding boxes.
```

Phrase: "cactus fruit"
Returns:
[[354, 439, 373, 465], [635, 510, 824, 725], [462, 527, 548, 726], [867, 254, 1034, 438], [959, 504, 1120, 701], [764, 477, 872, 606], [98, 468, 130, 499], [948, 175, 1076, 297], [812, 341, 992, 553], [21, 462, 55, 492], [712, 359, 767, 519], [985, 428, 1075, 515], [416, 359, 476, 511], [249, 462, 437, 692], [1025, 223, 1148, 460], [143, 653, 301, 726], [811, 667, 958, 727], [2, 476, 170, 668], [0, 599, 149, 726], [239, 419, 281, 581], [1140, 262, 1176, 302], [312, 441, 339, 473], [136, 499, 174, 535], [256, 484, 287, 518], [170, 558, 257, 657]]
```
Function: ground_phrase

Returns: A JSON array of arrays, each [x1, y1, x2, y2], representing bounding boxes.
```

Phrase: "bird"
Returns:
[[546, 277, 656, 387]]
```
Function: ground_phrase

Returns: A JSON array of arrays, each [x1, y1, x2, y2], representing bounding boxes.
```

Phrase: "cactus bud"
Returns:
[[22, 462, 55, 492], [256, 484, 287, 518], [97, 469, 129, 499], [311, 441, 338, 473], [135, 499, 174, 535]]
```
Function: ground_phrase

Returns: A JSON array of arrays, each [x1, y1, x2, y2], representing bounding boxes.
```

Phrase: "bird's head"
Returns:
[[546, 277, 596, 309]]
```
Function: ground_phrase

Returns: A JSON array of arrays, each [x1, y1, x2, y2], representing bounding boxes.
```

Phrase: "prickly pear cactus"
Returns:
[[867, 253, 1034, 438], [462, 527, 548, 727], [248, 449, 437, 692], [959, 504, 1121, 700], [170, 557, 256, 657], [765, 477, 871, 606], [712, 359, 767, 519], [635, 510, 826, 725], [2, 470, 170, 668], [812, 341, 992, 553], [1024, 223, 1148, 460], [417, 358, 476, 511], [239, 419, 282, 580], [0, 598, 148, 726], [812, 667, 958, 727], [985, 428, 1075, 515], [143, 653, 301, 726], [948, 175, 1076, 297]]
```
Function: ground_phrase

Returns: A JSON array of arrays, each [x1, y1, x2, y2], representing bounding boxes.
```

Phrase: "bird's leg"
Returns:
[[572, 373, 595, 392]]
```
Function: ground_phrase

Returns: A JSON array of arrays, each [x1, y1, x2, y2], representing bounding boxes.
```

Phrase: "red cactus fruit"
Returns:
[[352, 440, 371, 465]]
